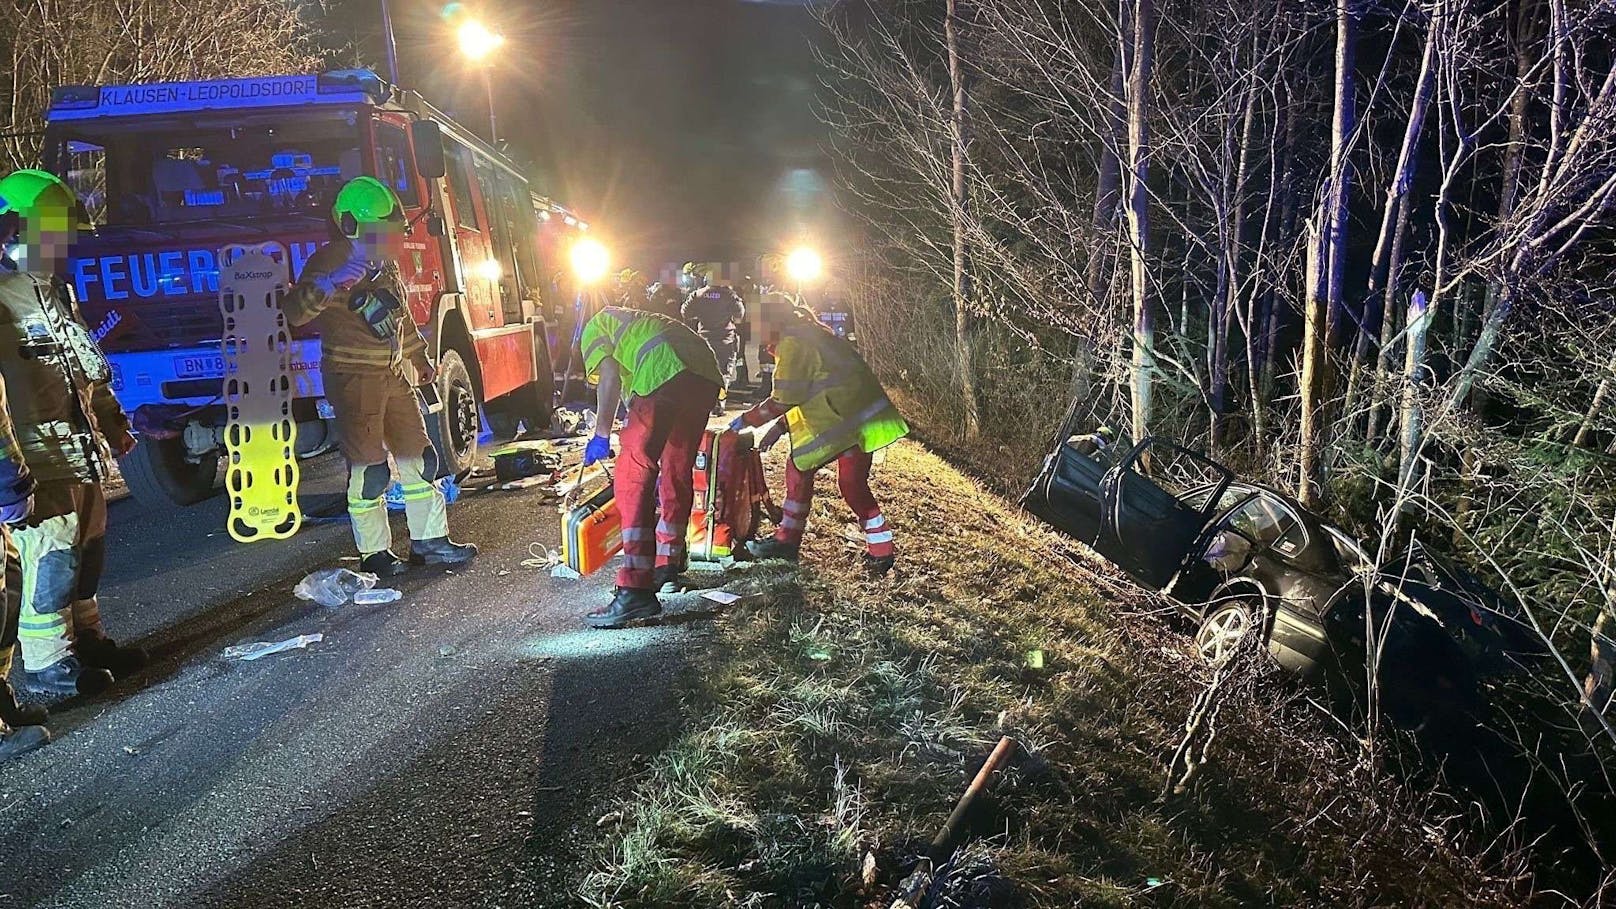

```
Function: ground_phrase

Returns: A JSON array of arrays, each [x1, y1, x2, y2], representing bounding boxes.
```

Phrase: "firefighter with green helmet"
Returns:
[[0, 169, 144, 708], [281, 176, 476, 575]]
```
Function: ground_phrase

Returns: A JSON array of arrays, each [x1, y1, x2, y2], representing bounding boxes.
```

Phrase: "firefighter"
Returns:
[[733, 305, 909, 575], [0, 369, 51, 761], [681, 278, 745, 416], [0, 169, 143, 700], [578, 301, 723, 628], [282, 177, 476, 575]]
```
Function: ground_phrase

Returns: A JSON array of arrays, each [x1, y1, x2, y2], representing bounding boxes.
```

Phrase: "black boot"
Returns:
[[409, 537, 479, 566], [360, 550, 408, 577], [75, 633, 150, 679], [0, 724, 50, 764], [746, 538, 800, 562], [0, 679, 47, 729], [586, 588, 663, 629], [653, 565, 691, 595], [863, 553, 896, 576], [21, 656, 114, 699]]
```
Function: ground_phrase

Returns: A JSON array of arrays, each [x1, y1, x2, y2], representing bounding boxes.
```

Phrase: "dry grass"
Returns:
[[580, 441, 1524, 908]]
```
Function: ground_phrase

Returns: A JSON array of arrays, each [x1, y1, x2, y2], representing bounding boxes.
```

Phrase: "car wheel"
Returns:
[[1195, 598, 1259, 665]]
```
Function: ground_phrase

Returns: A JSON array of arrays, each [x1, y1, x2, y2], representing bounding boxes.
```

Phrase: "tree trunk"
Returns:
[[1212, 84, 1258, 450], [1346, 4, 1437, 432], [1299, 0, 1356, 507], [947, 0, 982, 440], [1125, 0, 1157, 445], [1398, 289, 1432, 488], [1572, 351, 1616, 447]]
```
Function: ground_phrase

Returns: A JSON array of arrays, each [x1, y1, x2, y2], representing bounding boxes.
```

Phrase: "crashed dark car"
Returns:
[[1022, 434, 1544, 723]]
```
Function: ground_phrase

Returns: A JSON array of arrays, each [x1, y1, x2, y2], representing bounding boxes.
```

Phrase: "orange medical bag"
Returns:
[[561, 474, 622, 577], [687, 429, 777, 563]]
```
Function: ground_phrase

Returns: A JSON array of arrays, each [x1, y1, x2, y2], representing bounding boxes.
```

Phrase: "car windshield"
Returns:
[[1224, 494, 1307, 557], [51, 109, 363, 228]]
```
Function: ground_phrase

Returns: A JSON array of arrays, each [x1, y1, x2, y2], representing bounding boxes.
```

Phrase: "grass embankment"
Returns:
[[581, 441, 1516, 907]]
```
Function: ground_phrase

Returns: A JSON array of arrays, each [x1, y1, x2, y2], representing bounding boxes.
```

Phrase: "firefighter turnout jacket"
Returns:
[[282, 238, 427, 376], [769, 321, 909, 472], [581, 307, 724, 398], [0, 371, 36, 512], [0, 270, 130, 484]]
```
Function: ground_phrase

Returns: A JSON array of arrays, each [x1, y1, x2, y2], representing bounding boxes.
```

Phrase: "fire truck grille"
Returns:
[[133, 298, 224, 348]]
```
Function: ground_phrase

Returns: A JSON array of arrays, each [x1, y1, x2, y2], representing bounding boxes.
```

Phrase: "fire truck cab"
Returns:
[[43, 69, 580, 507]]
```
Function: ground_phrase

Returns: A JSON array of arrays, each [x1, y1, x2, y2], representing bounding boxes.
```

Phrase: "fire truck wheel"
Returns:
[[118, 435, 222, 509], [427, 349, 480, 479]]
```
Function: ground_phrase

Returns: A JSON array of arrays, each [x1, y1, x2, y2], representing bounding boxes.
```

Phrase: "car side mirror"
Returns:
[[426, 213, 445, 237], [411, 120, 446, 180]]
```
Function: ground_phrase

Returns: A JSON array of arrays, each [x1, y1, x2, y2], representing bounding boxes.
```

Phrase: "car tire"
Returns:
[[1194, 597, 1261, 665], [118, 435, 221, 508]]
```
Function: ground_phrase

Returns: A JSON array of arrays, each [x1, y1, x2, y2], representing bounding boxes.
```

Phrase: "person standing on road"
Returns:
[[681, 275, 745, 416], [0, 368, 51, 761], [578, 302, 723, 628], [733, 305, 909, 575], [0, 170, 145, 702], [282, 177, 476, 577]]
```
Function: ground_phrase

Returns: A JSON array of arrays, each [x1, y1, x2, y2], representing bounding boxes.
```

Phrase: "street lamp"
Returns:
[[457, 20, 505, 144], [785, 246, 823, 304]]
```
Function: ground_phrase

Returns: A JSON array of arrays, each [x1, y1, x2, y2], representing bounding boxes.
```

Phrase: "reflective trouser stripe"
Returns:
[[622, 554, 654, 569], [621, 528, 651, 542], [13, 481, 108, 670], [395, 454, 448, 544], [347, 460, 393, 555]]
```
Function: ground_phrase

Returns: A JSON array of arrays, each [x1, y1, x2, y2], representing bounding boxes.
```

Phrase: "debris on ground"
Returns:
[[490, 440, 565, 482], [352, 588, 402, 605], [699, 589, 743, 606], [293, 569, 378, 607], [222, 633, 324, 662]]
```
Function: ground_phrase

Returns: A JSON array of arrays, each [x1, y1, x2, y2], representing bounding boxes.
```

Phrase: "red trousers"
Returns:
[[777, 448, 894, 558], [614, 371, 721, 589]]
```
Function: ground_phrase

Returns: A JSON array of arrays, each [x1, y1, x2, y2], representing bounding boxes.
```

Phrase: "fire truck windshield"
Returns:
[[51, 109, 363, 228]]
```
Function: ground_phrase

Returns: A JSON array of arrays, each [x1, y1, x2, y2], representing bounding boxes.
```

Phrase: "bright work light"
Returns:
[[571, 238, 610, 285], [785, 247, 823, 285]]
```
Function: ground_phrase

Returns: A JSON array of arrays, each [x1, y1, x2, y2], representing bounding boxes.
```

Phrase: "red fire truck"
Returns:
[[42, 69, 583, 507]]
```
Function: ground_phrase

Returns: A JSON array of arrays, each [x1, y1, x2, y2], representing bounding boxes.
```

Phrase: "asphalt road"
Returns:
[[0, 443, 714, 908]]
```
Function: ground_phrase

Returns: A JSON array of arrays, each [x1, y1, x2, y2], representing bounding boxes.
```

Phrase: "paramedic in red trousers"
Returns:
[[579, 304, 724, 628], [732, 305, 909, 574]]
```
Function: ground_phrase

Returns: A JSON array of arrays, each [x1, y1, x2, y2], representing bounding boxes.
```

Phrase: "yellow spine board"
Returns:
[[220, 247, 301, 542]]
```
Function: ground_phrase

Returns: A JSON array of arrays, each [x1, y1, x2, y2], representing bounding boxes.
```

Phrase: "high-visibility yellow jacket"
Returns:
[[282, 238, 426, 376], [581, 307, 722, 398], [0, 270, 129, 484], [772, 322, 908, 472]]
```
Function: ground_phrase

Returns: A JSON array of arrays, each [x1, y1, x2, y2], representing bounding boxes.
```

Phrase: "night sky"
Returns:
[[369, 0, 837, 268]]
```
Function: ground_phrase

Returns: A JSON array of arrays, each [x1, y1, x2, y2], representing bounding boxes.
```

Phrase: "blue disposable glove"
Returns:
[[727, 416, 746, 433], [0, 494, 33, 527], [584, 435, 613, 466]]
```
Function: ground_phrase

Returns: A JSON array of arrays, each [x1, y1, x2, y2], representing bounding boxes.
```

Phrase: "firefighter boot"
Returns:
[[586, 588, 663, 629], [746, 538, 800, 562], [360, 550, 408, 577], [862, 553, 897, 577], [654, 565, 691, 595], [0, 723, 50, 764], [409, 537, 478, 566], [0, 679, 47, 729], [21, 656, 113, 699], [75, 632, 150, 679]]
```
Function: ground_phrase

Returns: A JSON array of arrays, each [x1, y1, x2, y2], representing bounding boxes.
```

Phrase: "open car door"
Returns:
[[1095, 438, 1234, 588], [1020, 433, 1114, 550]]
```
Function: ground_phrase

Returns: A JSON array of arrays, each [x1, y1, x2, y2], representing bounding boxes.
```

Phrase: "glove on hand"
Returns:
[[727, 416, 747, 433], [0, 494, 34, 527], [583, 435, 613, 466]]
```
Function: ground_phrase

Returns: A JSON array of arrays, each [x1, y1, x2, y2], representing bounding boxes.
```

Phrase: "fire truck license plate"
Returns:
[[174, 354, 227, 378]]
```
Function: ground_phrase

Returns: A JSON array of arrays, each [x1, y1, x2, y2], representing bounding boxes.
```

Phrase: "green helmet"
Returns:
[[332, 176, 404, 238], [0, 169, 85, 233]]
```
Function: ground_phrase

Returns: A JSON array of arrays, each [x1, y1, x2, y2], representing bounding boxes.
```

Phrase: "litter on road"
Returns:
[[294, 568, 379, 607], [221, 633, 325, 662]]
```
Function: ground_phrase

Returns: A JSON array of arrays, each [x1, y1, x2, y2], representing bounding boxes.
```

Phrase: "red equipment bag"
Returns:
[[687, 429, 779, 563]]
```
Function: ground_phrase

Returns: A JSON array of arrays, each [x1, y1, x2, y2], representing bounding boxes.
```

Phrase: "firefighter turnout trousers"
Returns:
[[11, 481, 109, 670], [775, 447, 894, 559], [325, 371, 448, 555], [613, 371, 721, 590]]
